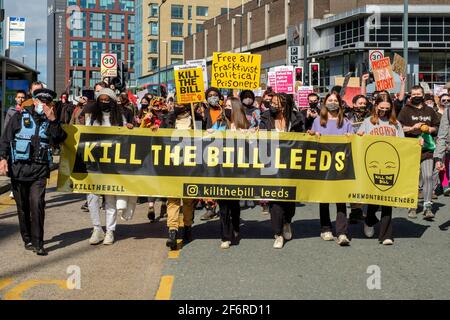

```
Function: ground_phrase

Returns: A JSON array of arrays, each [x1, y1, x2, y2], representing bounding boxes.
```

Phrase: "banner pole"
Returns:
[[191, 103, 197, 130]]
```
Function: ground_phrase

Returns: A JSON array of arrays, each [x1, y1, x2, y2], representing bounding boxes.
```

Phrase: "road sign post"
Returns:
[[101, 53, 118, 79]]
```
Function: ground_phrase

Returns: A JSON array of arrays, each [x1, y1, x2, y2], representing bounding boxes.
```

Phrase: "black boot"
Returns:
[[166, 230, 178, 250], [147, 207, 155, 222], [182, 226, 192, 244], [33, 246, 48, 256]]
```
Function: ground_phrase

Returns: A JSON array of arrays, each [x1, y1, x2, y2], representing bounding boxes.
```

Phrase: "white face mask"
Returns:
[[36, 102, 44, 115]]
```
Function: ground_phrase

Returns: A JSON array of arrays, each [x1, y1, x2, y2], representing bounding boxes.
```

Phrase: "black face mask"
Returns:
[[270, 105, 282, 116], [411, 96, 424, 106], [224, 109, 232, 120], [100, 102, 112, 112], [309, 101, 319, 108], [141, 104, 149, 110]]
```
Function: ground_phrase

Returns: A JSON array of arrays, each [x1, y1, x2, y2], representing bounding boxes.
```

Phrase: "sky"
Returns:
[[4, 0, 47, 83]]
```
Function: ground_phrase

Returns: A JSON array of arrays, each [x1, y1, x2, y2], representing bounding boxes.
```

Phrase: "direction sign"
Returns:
[[8, 17, 26, 47], [288, 46, 301, 66], [101, 53, 118, 78]]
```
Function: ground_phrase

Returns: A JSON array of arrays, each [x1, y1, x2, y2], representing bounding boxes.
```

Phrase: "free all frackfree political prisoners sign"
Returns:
[[211, 52, 261, 90], [174, 66, 205, 104]]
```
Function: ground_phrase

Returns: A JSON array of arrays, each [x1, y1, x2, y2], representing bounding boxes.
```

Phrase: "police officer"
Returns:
[[0, 88, 67, 256]]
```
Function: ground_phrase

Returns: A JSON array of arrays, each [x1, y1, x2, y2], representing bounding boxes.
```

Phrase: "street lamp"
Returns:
[[158, 0, 167, 89], [162, 40, 168, 89], [35, 38, 41, 71]]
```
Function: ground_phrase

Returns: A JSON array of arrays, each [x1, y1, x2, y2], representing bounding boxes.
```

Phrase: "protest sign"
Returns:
[[433, 84, 446, 97], [296, 86, 314, 109], [392, 53, 406, 77], [211, 52, 261, 90], [59, 126, 421, 208], [372, 57, 395, 91], [273, 66, 295, 94], [174, 66, 205, 104]]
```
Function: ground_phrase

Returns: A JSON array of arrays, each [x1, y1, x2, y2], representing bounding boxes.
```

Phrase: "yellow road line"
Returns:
[[155, 275, 174, 300], [168, 240, 183, 259], [0, 278, 14, 290], [3, 279, 68, 300]]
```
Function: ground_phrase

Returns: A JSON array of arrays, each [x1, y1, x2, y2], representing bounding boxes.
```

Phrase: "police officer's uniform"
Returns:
[[0, 89, 66, 255]]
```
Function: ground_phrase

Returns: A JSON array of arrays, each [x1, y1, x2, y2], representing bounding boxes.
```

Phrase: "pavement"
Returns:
[[0, 173, 450, 300]]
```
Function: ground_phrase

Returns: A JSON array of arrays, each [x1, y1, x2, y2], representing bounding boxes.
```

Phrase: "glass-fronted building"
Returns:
[[65, 0, 135, 89], [308, 5, 450, 92]]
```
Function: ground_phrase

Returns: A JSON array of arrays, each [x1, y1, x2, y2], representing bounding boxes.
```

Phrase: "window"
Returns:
[[149, 3, 158, 17], [150, 22, 158, 36], [196, 24, 204, 33], [90, 42, 106, 67], [99, 0, 115, 10], [188, 23, 192, 36], [120, 0, 134, 12], [109, 43, 124, 61], [148, 58, 158, 71], [171, 23, 183, 37], [90, 71, 102, 89], [188, 6, 192, 20], [419, 50, 450, 87], [90, 13, 106, 39], [149, 40, 158, 53], [171, 5, 183, 19], [128, 44, 135, 70], [70, 41, 86, 67], [221, 8, 228, 16], [67, 0, 77, 6], [70, 12, 86, 37], [171, 40, 183, 54], [128, 15, 135, 40], [109, 14, 125, 40], [80, 0, 96, 8], [70, 70, 86, 88], [196, 6, 208, 17], [171, 58, 183, 66]]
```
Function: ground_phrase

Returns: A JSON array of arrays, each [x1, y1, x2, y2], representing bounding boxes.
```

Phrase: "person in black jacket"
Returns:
[[0, 89, 67, 256], [259, 93, 305, 249]]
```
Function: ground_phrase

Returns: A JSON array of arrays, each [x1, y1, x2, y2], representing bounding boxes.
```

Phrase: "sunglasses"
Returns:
[[441, 99, 450, 103]]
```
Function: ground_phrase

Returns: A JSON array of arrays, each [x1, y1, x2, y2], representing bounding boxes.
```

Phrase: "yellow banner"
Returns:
[[211, 52, 261, 90], [57, 126, 421, 208], [174, 66, 205, 104]]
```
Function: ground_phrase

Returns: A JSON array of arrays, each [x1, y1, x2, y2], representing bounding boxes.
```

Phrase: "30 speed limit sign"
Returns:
[[369, 50, 384, 71], [101, 53, 117, 77]]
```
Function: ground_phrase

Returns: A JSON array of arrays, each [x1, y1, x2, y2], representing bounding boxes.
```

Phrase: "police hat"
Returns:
[[33, 88, 57, 102]]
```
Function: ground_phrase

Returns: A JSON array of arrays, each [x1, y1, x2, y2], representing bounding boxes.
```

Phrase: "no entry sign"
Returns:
[[101, 54, 117, 77]]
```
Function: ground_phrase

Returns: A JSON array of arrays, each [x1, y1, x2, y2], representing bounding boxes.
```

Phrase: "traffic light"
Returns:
[[295, 67, 303, 83], [309, 63, 320, 87], [111, 61, 127, 92]]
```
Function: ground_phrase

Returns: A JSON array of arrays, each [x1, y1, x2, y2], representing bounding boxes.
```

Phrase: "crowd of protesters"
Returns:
[[2, 74, 450, 255]]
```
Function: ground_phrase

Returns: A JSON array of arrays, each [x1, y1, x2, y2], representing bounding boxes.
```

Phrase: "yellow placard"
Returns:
[[211, 52, 261, 90], [57, 125, 421, 208], [174, 67, 205, 104]]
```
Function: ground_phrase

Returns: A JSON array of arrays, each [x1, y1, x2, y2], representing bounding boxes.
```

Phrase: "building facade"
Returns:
[[0, 0, 4, 55], [135, 0, 249, 89], [48, 0, 135, 95], [184, 0, 450, 93]]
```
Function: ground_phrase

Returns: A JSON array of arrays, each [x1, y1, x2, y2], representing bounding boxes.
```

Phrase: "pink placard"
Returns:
[[275, 70, 295, 94], [296, 86, 314, 109]]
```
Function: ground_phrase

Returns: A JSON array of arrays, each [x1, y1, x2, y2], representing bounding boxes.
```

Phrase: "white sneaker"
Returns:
[[89, 228, 105, 245], [364, 223, 375, 238], [320, 231, 334, 241], [282, 223, 292, 240], [220, 241, 231, 249], [273, 235, 284, 249], [337, 234, 350, 246], [382, 239, 394, 245], [9, 191, 14, 199], [103, 230, 114, 245]]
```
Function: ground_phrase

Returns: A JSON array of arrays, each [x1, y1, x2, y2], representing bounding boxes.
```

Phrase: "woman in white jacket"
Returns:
[[85, 88, 137, 245]]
